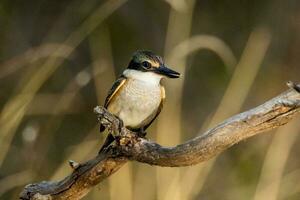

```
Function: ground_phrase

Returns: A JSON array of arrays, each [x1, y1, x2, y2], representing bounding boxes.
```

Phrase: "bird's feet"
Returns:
[[115, 115, 124, 133], [137, 128, 147, 138]]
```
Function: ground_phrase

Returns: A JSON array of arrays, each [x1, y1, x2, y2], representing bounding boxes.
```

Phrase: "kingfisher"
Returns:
[[99, 50, 180, 151]]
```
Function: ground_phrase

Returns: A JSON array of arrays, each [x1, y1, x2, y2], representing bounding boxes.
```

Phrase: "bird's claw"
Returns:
[[137, 129, 147, 137]]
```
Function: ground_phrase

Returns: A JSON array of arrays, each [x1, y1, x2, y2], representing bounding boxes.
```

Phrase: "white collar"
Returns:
[[123, 69, 162, 84]]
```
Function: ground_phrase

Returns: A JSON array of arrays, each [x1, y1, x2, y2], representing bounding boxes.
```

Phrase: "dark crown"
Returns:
[[132, 50, 163, 64], [128, 50, 163, 71]]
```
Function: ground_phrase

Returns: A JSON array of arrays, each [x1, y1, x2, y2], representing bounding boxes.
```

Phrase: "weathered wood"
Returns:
[[20, 82, 300, 200]]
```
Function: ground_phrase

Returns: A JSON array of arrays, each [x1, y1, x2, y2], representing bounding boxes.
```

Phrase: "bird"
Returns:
[[99, 50, 180, 152]]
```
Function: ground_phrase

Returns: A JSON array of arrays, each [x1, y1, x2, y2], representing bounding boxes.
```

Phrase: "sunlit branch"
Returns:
[[20, 82, 300, 200]]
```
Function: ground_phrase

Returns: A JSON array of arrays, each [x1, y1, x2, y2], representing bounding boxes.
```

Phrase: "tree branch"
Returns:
[[20, 82, 300, 200]]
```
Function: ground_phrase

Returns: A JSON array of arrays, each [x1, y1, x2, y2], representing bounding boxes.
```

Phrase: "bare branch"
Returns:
[[20, 83, 300, 200]]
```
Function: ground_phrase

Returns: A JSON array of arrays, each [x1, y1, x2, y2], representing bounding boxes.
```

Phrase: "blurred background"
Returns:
[[1, 0, 300, 199]]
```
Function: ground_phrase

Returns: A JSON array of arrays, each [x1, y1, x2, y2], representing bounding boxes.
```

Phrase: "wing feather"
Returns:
[[104, 75, 127, 108], [100, 75, 126, 132]]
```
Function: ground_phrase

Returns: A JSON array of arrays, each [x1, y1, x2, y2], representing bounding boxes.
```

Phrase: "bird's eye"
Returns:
[[142, 61, 151, 69]]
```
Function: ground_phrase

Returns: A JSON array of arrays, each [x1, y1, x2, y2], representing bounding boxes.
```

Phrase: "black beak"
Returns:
[[155, 65, 180, 78]]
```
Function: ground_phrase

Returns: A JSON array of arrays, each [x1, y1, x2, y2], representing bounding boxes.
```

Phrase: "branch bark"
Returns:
[[20, 82, 300, 200]]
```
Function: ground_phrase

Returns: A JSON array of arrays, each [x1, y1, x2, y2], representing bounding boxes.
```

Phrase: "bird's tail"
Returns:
[[100, 124, 106, 132]]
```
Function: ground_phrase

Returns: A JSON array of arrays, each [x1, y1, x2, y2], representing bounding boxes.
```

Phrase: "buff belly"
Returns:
[[107, 79, 162, 129]]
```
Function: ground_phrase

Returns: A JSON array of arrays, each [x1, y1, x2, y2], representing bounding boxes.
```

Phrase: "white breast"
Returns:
[[107, 70, 163, 129]]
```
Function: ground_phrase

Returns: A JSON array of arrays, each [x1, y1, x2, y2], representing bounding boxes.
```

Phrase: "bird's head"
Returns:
[[127, 50, 180, 79]]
